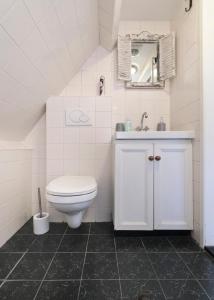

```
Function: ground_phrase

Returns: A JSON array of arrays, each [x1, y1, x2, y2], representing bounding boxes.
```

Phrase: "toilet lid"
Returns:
[[46, 176, 97, 196]]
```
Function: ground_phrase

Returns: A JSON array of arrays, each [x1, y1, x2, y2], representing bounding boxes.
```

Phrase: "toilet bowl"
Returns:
[[46, 176, 97, 228]]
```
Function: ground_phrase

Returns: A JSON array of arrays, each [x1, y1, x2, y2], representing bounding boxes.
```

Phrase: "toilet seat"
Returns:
[[46, 190, 97, 204], [46, 176, 97, 197]]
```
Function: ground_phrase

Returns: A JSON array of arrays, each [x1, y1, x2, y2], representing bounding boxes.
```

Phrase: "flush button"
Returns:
[[65, 110, 92, 126]]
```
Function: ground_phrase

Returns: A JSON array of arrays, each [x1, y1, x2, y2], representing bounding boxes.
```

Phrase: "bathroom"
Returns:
[[0, 0, 214, 299]]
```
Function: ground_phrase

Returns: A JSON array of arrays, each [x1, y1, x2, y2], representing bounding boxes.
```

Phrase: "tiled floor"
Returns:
[[0, 220, 214, 299]]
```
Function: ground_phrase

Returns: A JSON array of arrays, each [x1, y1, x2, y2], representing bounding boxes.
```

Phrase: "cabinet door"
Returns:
[[154, 141, 193, 230], [114, 142, 154, 230]]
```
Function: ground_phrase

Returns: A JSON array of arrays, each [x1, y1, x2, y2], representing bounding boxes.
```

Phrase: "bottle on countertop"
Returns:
[[157, 117, 166, 131], [125, 119, 132, 131]]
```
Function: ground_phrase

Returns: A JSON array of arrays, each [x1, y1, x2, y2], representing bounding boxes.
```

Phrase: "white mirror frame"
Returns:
[[125, 31, 165, 89]]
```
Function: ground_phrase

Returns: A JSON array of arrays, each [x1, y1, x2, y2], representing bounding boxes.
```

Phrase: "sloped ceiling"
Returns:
[[98, 0, 122, 51], [121, 0, 181, 21], [0, 0, 99, 140], [0, 0, 178, 140]]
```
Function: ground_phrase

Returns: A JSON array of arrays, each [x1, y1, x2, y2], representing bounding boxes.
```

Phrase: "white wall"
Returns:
[[0, 147, 32, 246], [202, 0, 214, 246], [170, 0, 202, 244], [25, 115, 46, 215], [41, 21, 171, 222]]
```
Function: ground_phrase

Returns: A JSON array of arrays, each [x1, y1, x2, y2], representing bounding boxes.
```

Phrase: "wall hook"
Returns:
[[99, 75, 105, 96], [185, 0, 192, 12]]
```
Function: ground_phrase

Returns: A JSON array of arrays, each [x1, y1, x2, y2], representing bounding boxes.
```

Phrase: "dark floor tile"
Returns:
[[87, 235, 115, 252], [79, 280, 120, 300], [29, 235, 62, 252], [0, 281, 40, 300], [83, 253, 118, 279], [0, 253, 22, 279], [115, 237, 145, 252], [0, 235, 35, 252], [47, 222, 67, 234], [160, 280, 209, 300], [58, 235, 87, 252], [45, 253, 84, 279], [90, 222, 114, 234], [36, 280, 80, 300], [180, 252, 214, 279], [16, 219, 33, 234], [168, 236, 202, 252], [142, 236, 175, 252], [200, 280, 214, 299], [65, 223, 90, 235], [121, 280, 165, 300], [149, 253, 192, 279], [118, 253, 155, 279], [9, 253, 53, 280]]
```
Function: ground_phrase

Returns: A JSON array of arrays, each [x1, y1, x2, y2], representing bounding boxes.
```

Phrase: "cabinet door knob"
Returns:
[[155, 156, 161, 161], [148, 156, 154, 161]]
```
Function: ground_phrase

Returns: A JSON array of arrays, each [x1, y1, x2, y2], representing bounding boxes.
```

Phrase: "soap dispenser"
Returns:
[[157, 117, 166, 131]]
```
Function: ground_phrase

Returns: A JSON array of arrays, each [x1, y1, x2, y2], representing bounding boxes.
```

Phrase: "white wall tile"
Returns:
[[63, 128, 79, 144], [95, 128, 112, 144], [95, 112, 111, 127], [95, 97, 112, 111], [63, 159, 79, 175], [79, 127, 95, 144], [0, 149, 32, 247], [63, 144, 79, 160]]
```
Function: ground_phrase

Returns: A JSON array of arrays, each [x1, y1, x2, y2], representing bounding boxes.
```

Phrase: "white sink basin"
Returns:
[[115, 130, 195, 140]]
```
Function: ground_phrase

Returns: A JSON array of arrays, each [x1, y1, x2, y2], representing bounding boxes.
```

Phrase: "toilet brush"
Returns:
[[33, 187, 49, 234], [38, 187, 43, 218]]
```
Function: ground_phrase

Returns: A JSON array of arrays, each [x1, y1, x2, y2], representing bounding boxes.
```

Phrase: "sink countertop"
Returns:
[[115, 131, 195, 140]]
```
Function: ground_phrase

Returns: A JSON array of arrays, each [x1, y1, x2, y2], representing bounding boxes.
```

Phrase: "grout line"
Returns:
[[0, 250, 205, 254], [2, 278, 207, 282], [141, 240, 167, 300], [77, 223, 91, 300], [178, 254, 211, 300], [23, 0, 66, 84], [33, 228, 67, 300], [167, 238, 212, 300], [114, 237, 122, 299], [0, 22, 53, 92], [0, 250, 28, 289]]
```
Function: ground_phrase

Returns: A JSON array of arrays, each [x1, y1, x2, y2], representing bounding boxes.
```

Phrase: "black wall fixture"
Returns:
[[185, 0, 193, 12]]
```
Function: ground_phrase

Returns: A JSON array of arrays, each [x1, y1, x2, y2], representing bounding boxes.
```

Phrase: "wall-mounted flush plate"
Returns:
[[65, 110, 92, 126]]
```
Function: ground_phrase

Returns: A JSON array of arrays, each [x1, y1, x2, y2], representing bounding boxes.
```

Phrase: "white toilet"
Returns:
[[46, 176, 97, 228]]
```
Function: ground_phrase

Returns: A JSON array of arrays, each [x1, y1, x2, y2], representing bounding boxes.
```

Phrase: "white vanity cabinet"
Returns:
[[114, 143, 154, 230], [114, 134, 194, 231]]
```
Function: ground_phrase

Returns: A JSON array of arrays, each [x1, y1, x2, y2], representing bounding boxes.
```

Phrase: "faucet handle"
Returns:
[[143, 126, 149, 131]]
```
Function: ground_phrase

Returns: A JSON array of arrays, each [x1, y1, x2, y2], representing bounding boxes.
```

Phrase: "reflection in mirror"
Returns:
[[131, 42, 158, 84], [126, 38, 165, 89]]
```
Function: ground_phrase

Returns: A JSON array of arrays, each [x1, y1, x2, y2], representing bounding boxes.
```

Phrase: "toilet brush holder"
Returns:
[[33, 212, 49, 235]]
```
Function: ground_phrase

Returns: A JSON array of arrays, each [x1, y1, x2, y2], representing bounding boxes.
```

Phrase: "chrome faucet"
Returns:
[[136, 112, 149, 131]]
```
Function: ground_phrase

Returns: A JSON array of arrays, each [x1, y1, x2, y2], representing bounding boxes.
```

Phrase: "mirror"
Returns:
[[126, 39, 164, 89]]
